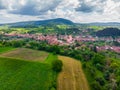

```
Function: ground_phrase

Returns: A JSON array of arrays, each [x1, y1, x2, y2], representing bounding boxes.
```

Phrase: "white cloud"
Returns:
[[0, 0, 120, 23]]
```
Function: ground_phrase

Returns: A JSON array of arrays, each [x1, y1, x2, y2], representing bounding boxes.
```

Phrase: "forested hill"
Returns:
[[96, 28, 120, 37], [0, 18, 74, 27]]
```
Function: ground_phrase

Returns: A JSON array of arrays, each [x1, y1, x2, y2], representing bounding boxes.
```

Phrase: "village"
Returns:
[[4, 33, 120, 53]]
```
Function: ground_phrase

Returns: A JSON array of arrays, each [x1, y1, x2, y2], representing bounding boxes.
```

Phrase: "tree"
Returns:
[[92, 53, 105, 65], [52, 60, 63, 72], [110, 62, 119, 72], [95, 76, 105, 86], [91, 81, 102, 90], [96, 63, 104, 71], [92, 45, 97, 53], [11, 40, 24, 47]]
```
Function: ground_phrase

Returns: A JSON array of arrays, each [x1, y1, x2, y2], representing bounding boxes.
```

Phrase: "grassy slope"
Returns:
[[57, 56, 89, 90], [0, 48, 57, 90]]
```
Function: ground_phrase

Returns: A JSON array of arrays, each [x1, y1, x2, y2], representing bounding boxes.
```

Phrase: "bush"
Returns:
[[96, 63, 104, 71], [95, 76, 105, 86], [50, 87, 56, 90], [92, 53, 105, 65], [82, 62, 86, 68], [52, 60, 63, 72], [91, 81, 102, 90]]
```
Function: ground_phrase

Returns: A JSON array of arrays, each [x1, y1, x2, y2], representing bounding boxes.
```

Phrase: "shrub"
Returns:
[[52, 60, 63, 72], [96, 63, 104, 71], [82, 62, 86, 68], [91, 81, 102, 90], [92, 53, 105, 65], [95, 76, 105, 86]]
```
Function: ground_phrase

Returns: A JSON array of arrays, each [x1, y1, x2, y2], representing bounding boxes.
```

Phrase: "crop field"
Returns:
[[57, 56, 89, 90], [0, 48, 49, 62]]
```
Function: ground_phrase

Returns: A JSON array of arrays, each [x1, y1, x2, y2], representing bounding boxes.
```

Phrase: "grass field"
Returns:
[[0, 57, 55, 90], [0, 47, 15, 54], [57, 56, 89, 90], [0, 48, 57, 90], [45, 53, 58, 65], [0, 48, 49, 62]]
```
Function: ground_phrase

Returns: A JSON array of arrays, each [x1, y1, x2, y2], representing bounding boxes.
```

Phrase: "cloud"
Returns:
[[75, 0, 106, 13], [0, 0, 61, 15], [13, 0, 61, 15], [0, 0, 120, 23], [0, 0, 6, 9], [113, 0, 120, 2], [76, 3, 95, 13], [11, 1, 41, 15]]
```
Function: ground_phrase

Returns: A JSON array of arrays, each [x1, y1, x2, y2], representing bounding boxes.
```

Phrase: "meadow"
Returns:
[[0, 47, 57, 90]]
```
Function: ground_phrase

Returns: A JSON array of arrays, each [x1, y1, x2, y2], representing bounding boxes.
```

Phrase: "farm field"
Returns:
[[57, 56, 89, 90], [0, 48, 49, 62], [0, 47, 89, 90], [0, 47, 57, 90]]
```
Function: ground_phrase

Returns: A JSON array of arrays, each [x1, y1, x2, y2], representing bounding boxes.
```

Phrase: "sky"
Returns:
[[0, 0, 120, 24]]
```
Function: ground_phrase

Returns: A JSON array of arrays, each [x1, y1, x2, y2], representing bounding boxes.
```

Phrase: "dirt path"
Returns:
[[57, 56, 89, 90]]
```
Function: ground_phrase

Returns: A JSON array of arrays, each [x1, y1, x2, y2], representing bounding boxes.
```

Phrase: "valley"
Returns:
[[0, 18, 120, 90], [0, 0, 120, 89]]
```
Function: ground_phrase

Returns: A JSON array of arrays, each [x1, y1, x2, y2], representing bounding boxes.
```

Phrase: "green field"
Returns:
[[0, 47, 15, 54], [45, 53, 58, 65], [0, 47, 57, 90]]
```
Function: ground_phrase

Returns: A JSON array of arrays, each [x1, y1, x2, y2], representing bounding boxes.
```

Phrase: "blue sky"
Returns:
[[0, 0, 120, 24]]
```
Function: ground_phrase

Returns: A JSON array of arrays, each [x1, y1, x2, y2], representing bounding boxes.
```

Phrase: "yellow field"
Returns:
[[57, 56, 89, 90], [0, 48, 49, 62]]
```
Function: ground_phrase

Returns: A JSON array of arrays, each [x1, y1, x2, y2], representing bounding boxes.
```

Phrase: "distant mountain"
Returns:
[[88, 22, 120, 26], [0, 18, 74, 27], [0, 18, 120, 27], [96, 28, 120, 37]]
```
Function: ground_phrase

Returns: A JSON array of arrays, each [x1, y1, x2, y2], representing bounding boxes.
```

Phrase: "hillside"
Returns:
[[96, 28, 120, 37]]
